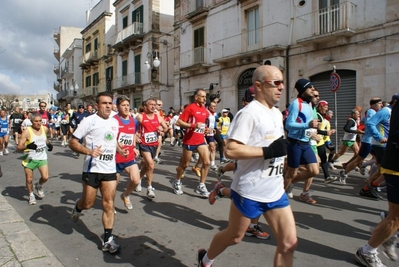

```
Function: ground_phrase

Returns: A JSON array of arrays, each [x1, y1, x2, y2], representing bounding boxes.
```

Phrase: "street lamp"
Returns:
[[145, 51, 160, 74], [70, 79, 78, 97]]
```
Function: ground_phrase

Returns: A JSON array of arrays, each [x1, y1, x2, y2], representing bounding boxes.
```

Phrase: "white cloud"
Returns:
[[0, 0, 100, 96]]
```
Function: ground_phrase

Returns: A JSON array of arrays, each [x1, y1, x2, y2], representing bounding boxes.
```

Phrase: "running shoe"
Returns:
[[359, 188, 379, 200], [195, 184, 210, 198], [210, 165, 218, 171], [154, 157, 162, 164], [28, 194, 36, 205], [3, 149, 9, 155], [170, 179, 183, 195], [382, 239, 398, 261], [71, 199, 81, 222], [135, 179, 142, 192], [355, 247, 386, 267], [72, 152, 80, 159], [208, 182, 225, 205], [193, 153, 199, 160], [328, 162, 336, 170], [359, 166, 367, 175], [190, 157, 196, 163], [102, 236, 121, 254], [192, 166, 201, 177], [120, 193, 133, 210], [216, 166, 224, 181], [35, 183, 45, 198], [299, 193, 317, 204], [197, 248, 211, 267], [0, 151, 3, 156], [245, 224, 271, 240], [147, 187, 156, 199], [324, 176, 338, 184], [339, 170, 347, 184], [286, 184, 294, 199]]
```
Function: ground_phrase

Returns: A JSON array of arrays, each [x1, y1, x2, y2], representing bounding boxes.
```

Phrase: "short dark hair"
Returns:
[[116, 95, 130, 106], [96, 92, 113, 104]]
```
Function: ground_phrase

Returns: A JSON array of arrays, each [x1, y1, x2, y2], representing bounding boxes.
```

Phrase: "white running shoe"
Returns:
[[147, 187, 156, 199], [210, 165, 218, 171], [135, 179, 142, 192], [195, 184, 210, 198], [170, 179, 183, 195], [35, 183, 45, 198], [3, 149, 9, 155], [286, 184, 294, 199], [28, 194, 36, 205]]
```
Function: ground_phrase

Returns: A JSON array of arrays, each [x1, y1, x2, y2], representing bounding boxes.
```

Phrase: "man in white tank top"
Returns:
[[17, 113, 53, 205]]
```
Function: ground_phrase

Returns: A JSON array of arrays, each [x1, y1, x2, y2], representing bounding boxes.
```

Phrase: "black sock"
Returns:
[[75, 202, 82, 213], [104, 229, 113, 242]]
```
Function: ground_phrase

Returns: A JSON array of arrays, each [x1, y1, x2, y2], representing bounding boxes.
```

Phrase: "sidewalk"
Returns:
[[0, 194, 63, 266]]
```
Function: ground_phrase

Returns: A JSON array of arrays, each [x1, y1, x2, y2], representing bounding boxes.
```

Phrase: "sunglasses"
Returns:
[[40, 105, 46, 107], [265, 80, 284, 87], [314, 95, 320, 97]]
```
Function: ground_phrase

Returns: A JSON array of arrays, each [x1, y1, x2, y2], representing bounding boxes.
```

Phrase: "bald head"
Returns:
[[252, 65, 281, 85]]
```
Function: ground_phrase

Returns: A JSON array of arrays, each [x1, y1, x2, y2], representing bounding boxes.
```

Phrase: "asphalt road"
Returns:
[[0, 140, 396, 267]]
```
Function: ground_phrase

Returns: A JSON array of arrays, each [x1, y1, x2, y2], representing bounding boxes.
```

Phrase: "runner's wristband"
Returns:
[[262, 146, 273, 160]]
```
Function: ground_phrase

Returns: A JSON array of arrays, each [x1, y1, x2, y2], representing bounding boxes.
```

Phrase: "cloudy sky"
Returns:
[[0, 0, 100, 96]]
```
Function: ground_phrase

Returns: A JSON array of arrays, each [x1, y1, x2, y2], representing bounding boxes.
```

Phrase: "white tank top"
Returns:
[[24, 126, 47, 160]]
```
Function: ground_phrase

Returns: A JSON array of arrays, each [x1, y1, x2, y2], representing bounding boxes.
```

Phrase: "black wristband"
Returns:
[[262, 146, 272, 160]]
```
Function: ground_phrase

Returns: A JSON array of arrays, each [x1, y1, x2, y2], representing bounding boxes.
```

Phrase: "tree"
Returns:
[[0, 94, 19, 110]]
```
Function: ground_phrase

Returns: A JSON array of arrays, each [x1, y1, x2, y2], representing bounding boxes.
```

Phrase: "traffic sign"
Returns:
[[330, 72, 341, 93]]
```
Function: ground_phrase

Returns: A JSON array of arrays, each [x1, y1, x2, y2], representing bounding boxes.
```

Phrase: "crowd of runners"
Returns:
[[0, 65, 398, 267]]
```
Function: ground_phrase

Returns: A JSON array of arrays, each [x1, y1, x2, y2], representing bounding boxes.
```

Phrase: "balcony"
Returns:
[[113, 22, 144, 51], [53, 46, 60, 61], [185, 0, 209, 24], [53, 28, 60, 45], [212, 22, 289, 63], [79, 50, 99, 68], [180, 47, 212, 71], [53, 64, 60, 75], [294, 1, 357, 44], [56, 90, 75, 101], [61, 64, 74, 79], [83, 86, 99, 97], [113, 73, 141, 89], [53, 82, 61, 92]]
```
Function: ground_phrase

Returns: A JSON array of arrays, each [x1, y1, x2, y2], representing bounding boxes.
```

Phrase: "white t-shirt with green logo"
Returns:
[[73, 114, 119, 173]]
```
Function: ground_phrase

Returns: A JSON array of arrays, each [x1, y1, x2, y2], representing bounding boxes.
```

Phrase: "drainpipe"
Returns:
[[286, 45, 290, 107]]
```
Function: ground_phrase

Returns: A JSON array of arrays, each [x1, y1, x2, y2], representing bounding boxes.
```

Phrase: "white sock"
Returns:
[[29, 192, 34, 196], [202, 253, 214, 267], [249, 223, 256, 228], [301, 191, 309, 196], [199, 183, 205, 187], [362, 243, 377, 254], [211, 161, 215, 166]]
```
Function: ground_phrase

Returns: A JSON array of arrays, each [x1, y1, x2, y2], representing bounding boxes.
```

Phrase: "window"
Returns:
[[132, 5, 143, 23], [134, 54, 141, 83], [93, 72, 99, 86], [122, 60, 128, 86], [123, 16, 128, 29], [319, 0, 340, 34], [132, 5, 144, 34], [85, 76, 91, 87], [246, 8, 259, 47], [94, 38, 98, 51], [194, 27, 205, 63], [106, 67, 113, 91], [85, 43, 91, 53]]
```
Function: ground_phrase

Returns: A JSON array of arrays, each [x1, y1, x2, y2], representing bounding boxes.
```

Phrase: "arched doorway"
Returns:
[[237, 68, 256, 110]]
